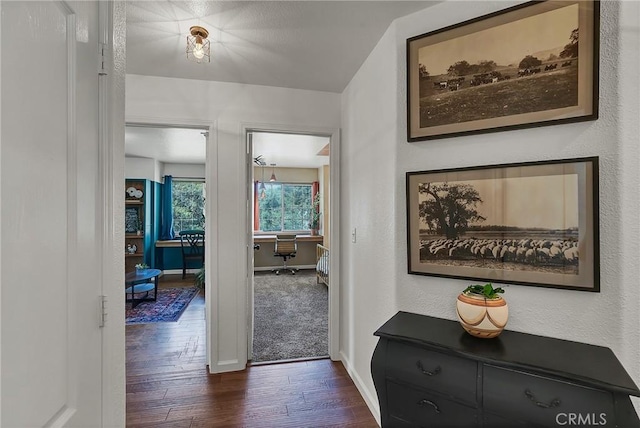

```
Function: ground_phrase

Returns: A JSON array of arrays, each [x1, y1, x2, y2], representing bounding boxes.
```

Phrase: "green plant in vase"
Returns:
[[462, 283, 505, 299], [135, 263, 149, 271]]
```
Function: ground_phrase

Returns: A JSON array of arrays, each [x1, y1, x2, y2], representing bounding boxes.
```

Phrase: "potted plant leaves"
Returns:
[[194, 267, 205, 290], [135, 263, 149, 273], [456, 283, 508, 338]]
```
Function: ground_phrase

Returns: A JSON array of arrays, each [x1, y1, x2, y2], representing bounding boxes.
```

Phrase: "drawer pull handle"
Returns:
[[417, 399, 441, 414], [524, 389, 561, 409], [416, 360, 441, 376]]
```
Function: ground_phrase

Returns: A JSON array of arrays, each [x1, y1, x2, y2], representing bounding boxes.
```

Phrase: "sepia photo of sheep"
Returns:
[[406, 158, 599, 291], [407, 0, 598, 141], [416, 175, 579, 275]]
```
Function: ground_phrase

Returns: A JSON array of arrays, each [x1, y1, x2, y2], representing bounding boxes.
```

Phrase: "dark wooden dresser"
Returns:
[[371, 312, 640, 427]]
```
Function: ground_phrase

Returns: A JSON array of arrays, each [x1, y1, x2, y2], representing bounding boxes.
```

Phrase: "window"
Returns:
[[259, 183, 312, 232], [172, 180, 205, 234]]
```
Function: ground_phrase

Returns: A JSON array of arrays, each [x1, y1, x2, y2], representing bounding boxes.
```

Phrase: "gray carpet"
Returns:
[[252, 270, 328, 362]]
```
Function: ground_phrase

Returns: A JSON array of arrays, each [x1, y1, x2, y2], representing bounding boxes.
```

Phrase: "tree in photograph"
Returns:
[[419, 64, 430, 79], [418, 183, 486, 239], [518, 55, 542, 70], [476, 60, 497, 73], [547, 53, 558, 61], [560, 28, 579, 58], [447, 60, 471, 77]]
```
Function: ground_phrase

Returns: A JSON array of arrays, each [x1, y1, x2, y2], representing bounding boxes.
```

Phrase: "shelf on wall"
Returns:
[[125, 200, 144, 205], [125, 253, 143, 258]]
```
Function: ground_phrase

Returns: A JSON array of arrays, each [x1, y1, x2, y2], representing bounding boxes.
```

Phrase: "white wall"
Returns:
[[340, 18, 400, 418], [124, 156, 161, 182], [125, 159, 205, 180], [164, 162, 205, 179], [126, 75, 341, 372], [252, 166, 317, 183], [341, 0, 640, 420]]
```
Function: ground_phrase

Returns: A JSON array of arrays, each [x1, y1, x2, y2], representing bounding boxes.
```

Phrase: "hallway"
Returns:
[[126, 276, 377, 427]]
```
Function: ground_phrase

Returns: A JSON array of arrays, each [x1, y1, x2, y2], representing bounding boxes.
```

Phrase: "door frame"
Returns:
[[99, 1, 127, 426], [124, 118, 215, 368], [242, 123, 341, 361]]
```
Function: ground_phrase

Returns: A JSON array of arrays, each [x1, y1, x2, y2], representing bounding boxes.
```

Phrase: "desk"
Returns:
[[253, 235, 323, 268], [125, 268, 161, 309], [253, 234, 324, 244]]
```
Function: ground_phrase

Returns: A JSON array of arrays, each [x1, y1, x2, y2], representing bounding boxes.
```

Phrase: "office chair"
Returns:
[[272, 234, 298, 275], [179, 230, 205, 279]]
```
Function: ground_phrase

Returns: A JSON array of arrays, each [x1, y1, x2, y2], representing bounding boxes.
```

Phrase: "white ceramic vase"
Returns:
[[456, 292, 509, 339]]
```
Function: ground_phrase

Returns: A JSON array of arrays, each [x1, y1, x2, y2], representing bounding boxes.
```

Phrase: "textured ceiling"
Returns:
[[126, 1, 435, 93], [125, 126, 207, 163]]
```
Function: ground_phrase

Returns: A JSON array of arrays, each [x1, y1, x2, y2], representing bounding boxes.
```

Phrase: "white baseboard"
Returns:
[[340, 351, 381, 427], [208, 359, 246, 374], [253, 264, 316, 272], [162, 268, 199, 276]]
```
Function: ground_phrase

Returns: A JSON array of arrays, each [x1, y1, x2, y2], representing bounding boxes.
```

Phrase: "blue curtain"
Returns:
[[159, 175, 175, 239]]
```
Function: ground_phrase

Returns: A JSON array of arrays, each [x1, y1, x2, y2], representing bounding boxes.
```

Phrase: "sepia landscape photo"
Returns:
[[407, 0, 599, 141], [417, 3, 580, 128], [416, 174, 580, 276], [406, 158, 599, 290]]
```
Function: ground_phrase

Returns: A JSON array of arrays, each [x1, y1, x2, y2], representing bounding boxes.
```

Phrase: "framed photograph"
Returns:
[[407, 1, 599, 141], [125, 207, 141, 233], [406, 157, 599, 291]]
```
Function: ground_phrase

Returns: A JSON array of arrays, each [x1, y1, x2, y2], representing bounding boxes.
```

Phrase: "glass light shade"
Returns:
[[187, 26, 210, 63], [193, 36, 205, 59]]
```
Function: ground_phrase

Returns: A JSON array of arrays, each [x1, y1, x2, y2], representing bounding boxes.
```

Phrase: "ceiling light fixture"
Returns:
[[269, 164, 277, 182], [187, 26, 210, 64]]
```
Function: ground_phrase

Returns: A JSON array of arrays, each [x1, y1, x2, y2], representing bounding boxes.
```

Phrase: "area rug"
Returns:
[[253, 270, 328, 362], [125, 287, 198, 325]]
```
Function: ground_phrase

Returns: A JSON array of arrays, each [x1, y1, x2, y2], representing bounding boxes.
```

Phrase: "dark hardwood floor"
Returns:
[[126, 274, 378, 427]]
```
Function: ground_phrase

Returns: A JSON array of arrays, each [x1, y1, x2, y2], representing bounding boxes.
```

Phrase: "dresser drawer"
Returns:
[[483, 365, 614, 427], [387, 381, 477, 427], [387, 341, 477, 403], [483, 411, 539, 427]]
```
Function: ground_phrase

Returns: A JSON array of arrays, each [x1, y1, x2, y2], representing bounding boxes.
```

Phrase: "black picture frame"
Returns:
[[407, 1, 599, 142], [406, 157, 599, 291]]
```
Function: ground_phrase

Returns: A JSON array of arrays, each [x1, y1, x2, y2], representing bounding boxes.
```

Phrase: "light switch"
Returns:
[[351, 228, 357, 243]]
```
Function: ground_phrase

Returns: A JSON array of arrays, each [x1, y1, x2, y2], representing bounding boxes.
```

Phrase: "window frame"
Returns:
[[171, 177, 206, 238], [256, 181, 314, 235]]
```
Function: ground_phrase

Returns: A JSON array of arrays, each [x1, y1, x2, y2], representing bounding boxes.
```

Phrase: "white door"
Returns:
[[1, 1, 104, 426]]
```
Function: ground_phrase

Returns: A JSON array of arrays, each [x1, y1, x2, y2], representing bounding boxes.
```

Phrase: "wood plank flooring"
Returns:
[[126, 274, 378, 427]]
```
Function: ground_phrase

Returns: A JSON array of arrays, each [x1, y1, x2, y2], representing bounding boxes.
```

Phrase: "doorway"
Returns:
[[248, 130, 334, 364], [123, 123, 209, 389]]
